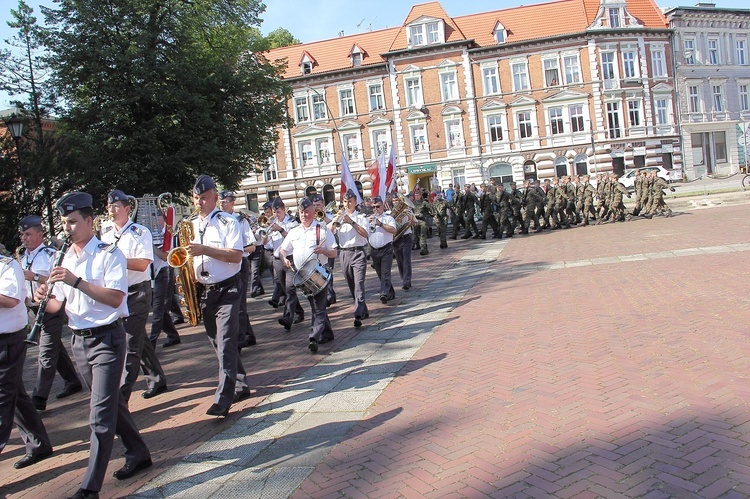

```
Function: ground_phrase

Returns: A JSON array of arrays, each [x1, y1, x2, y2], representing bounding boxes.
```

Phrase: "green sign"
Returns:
[[407, 163, 436, 174]]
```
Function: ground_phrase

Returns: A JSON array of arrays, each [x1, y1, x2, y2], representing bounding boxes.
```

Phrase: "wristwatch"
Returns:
[[33, 274, 40, 282]]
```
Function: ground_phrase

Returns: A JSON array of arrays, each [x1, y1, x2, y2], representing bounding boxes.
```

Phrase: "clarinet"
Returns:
[[26, 237, 70, 346]]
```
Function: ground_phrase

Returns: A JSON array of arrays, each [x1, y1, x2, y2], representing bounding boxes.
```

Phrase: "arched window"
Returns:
[[305, 186, 318, 199], [574, 154, 589, 176], [554, 157, 569, 178], [488, 162, 514, 188], [322, 184, 336, 206], [523, 160, 537, 181]]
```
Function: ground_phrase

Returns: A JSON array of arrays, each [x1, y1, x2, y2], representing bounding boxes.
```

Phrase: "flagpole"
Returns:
[[308, 86, 349, 205]]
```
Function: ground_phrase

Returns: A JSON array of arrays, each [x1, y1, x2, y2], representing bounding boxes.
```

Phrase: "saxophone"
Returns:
[[166, 210, 202, 326]]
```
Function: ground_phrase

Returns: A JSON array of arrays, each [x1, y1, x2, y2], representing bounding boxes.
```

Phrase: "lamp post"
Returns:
[[4, 113, 25, 196]]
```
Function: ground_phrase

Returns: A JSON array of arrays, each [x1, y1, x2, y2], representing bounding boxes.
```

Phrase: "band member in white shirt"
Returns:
[[311, 193, 337, 306], [219, 190, 257, 349], [149, 212, 181, 347], [39, 191, 151, 498], [268, 198, 304, 330], [189, 176, 250, 417], [279, 197, 337, 353], [0, 252, 53, 470], [330, 189, 369, 328], [18, 215, 81, 410], [367, 197, 397, 304], [100, 189, 168, 400]]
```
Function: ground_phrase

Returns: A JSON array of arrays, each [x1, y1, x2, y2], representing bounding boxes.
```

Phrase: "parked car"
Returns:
[[618, 166, 671, 191]]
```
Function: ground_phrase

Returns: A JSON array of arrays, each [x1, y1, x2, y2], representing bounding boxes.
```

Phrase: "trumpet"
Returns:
[[255, 215, 276, 238], [369, 215, 381, 233], [15, 245, 24, 263]]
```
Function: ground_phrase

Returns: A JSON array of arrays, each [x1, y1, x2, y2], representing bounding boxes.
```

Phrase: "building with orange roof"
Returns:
[[236, 0, 680, 211]]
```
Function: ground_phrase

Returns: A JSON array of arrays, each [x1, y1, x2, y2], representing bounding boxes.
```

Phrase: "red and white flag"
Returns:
[[367, 149, 387, 198], [386, 140, 397, 194], [340, 154, 362, 204]]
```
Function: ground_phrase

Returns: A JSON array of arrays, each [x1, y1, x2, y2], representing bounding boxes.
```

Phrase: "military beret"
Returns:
[[271, 197, 285, 210], [18, 215, 43, 232], [344, 188, 357, 200], [219, 190, 235, 200], [193, 175, 216, 195], [311, 193, 324, 203], [56, 192, 93, 216], [107, 189, 129, 205], [298, 197, 313, 210]]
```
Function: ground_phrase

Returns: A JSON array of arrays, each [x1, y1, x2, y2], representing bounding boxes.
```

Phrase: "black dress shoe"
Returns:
[[239, 336, 257, 349], [380, 295, 388, 304], [14, 448, 53, 469], [113, 457, 152, 479], [68, 488, 99, 499], [278, 318, 292, 331], [142, 385, 168, 399], [206, 403, 229, 417], [420, 250, 429, 255], [172, 317, 185, 325], [57, 384, 83, 399], [233, 391, 252, 403], [308, 339, 318, 353], [163, 338, 181, 347], [268, 300, 279, 308], [250, 291, 264, 298], [353, 318, 362, 328], [293, 315, 304, 324], [402, 285, 410, 290], [31, 396, 46, 411], [318, 335, 334, 344]]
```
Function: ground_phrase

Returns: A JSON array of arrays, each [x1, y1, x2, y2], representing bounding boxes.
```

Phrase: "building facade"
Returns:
[[665, 3, 750, 180], [237, 0, 681, 211]]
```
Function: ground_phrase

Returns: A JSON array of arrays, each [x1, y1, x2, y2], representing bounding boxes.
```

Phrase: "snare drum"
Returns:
[[293, 258, 331, 297]]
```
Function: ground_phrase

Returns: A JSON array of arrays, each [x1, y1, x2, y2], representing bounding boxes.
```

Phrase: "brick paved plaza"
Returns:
[[2, 200, 750, 498]]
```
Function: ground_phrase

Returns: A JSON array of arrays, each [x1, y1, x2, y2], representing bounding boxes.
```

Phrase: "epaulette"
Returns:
[[130, 224, 143, 236], [98, 242, 118, 253], [0, 255, 10, 265], [42, 246, 56, 257], [215, 212, 230, 226], [101, 225, 114, 235]]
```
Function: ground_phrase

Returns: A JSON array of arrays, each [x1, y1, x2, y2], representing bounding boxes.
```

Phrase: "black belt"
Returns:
[[71, 320, 121, 338], [128, 281, 150, 292], [264, 248, 274, 252], [370, 242, 393, 250], [202, 273, 239, 291], [341, 246, 365, 252]]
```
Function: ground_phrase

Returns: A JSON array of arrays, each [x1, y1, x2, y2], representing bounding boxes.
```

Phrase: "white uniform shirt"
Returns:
[[20, 243, 56, 300], [336, 211, 369, 248], [367, 213, 397, 249], [271, 215, 299, 258], [100, 220, 154, 286], [190, 208, 243, 284], [279, 221, 337, 270], [234, 214, 257, 257], [0, 257, 29, 333], [56, 237, 129, 329]]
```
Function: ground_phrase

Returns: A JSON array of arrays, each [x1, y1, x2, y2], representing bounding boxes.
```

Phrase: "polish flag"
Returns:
[[340, 154, 362, 204], [367, 148, 387, 198], [386, 141, 397, 194]]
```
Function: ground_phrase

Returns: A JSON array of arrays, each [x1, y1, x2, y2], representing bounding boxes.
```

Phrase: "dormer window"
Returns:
[[350, 44, 364, 67], [608, 8, 621, 28], [302, 61, 313, 75], [300, 52, 316, 75], [407, 18, 443, 47], [493, 21, 507, 44]]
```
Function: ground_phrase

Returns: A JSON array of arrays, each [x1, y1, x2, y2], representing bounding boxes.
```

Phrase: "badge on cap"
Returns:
[[107, 189, 129, 205], [194, 175, 216, 195], [18, 215, 43, 232], [219, 190, 235, 200], [311, 193, 324, 203], [344, 188, 357, 200], [271, 197, 285, 210], [298, 197, 312, 210], [372, 196, 383, 205], [55, 192, 93, 216]]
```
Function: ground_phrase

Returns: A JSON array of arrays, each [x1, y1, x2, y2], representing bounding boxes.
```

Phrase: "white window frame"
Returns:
[[294, 96, 310, 123], [707, 38, 719, 65], [316, 138, 333, 165], [368, 82, 385, 111], [651, 47, 666, 78], [452, 168, 466, 188], [343, 133, 361, 160], [549, 107, 564, 135], [740, 84, 750, 112], [627, 99, 642, 127], [482, 65, 500, 95], [445, 119, 464, 149], [511, 59, 530, 92], [737, 39, 747, 66], [543, 57, 561, 87], [409, 25, 424, 46], [351, 51, 362, 67], [404, 76, 423, 108], [426, 22, 440, 44], [569, 104, 585, 133], [264, 156, 278, 182], [684, 38, 696, 65], [608, 7, 621, 28], [654, 97, 670, 125], [606, 100, 622, 139], [563, 53, 582, 84], [487, 114, 504, 142], [311, 93, 327, 121], [440, 71, 459, 102], [712, 84, 725, 112], [408, 20, 443, 47], [517, 110, 533, 139], [338, 87, 356, 116], [601, 51, 618, 89], [410, 124, 428, 152], [622, 50, 639, 79], [372, 129, 389, 158], [688, 85, 701, 113], [299, 140, 314, 167]]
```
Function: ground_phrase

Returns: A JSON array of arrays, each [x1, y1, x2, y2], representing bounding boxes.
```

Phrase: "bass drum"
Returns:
[[293, 258, 331, 297]]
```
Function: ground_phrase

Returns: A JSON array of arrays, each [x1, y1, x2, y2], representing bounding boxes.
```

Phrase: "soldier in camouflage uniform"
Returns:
[[554, 177, 571, 229], [580, 175, 599, 225], [609, 173, 631, 222], [565, 176, 580, 225], [495, 184, 512, 237], [431, 192, 450, 248], [451, 186, 466, 239], [631, 169, 645, 217], [508, 182, 523, 234], [461, 184, 480, 239], [543, 179, 558, 229], [413, 191, 431, 255], [646, 171, 674, 217], [522, 179, 545, 233], [479, 184, 500, 239]]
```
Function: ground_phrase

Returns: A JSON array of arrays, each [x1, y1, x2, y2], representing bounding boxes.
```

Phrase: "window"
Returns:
[[715, 131, 727, 162], [316, 138, 332, 165], [601, 52, 617, 87], [517, 111, 532, 139], [445, 120, 463, 148], [740, 84, 749, 112], [549, 107, 564, 135], [554, 157, 569, 177], [512, 61, 529, 91], [452, 168, 466, 188], [368, 83, 384, 111], [564, 55, 581, 84], [708, 39, 719, 65], [312, 93, 327, 120], [608, 8, 621, 28], [651, 48, 666, 77], [628, 99, 641, 126], [300, 141, 314, 167], [409, 25, 424, 46], [409, 21, 441, 46], [339, 88, 355, 116], [352, 52, 362, 67], [372, 130, 388, 156], [655, 98, 669, 125], [569, 104, 584, 132], [622, 51, 638, 79], [302, 61, 313, 75], [494, 27, 505, 44], [343, 134, 360, 160], [544, 58, 560, 87], [440, 72, 458, 101], [712, 84, 724, 112], [426, 22, 440, 44], [488, 115, 503, 142], [691, 132, 704, 165], [606, 101, 622, 139], [574, 154, 588, 176], [245, 193, 259, 214], [483, 66, 500, 95], [263, 157, 278, 182], [405, 77, 422, 107], [684, 39, 695, 65], [737, 40, 747, 66], [688, 85, 701, 113], [411, 125, 427, 152], [294, 96, 309, 122]]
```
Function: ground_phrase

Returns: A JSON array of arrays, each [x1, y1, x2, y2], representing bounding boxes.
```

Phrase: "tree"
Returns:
[[40, 0, 292, 204], [265, 28, 300, 49]]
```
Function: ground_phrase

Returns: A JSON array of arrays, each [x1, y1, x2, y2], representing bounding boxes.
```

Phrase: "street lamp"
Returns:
[[4, 113, 25, 194]]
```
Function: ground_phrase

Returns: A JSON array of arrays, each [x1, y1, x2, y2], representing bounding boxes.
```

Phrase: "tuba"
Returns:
[[392, 193, 416, 241], [166, 210, 202, 326]]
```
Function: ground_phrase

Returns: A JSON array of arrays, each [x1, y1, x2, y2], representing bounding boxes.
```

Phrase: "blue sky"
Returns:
[[1, 0, 748, 108]]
